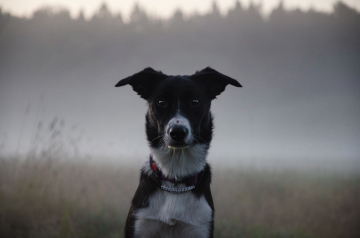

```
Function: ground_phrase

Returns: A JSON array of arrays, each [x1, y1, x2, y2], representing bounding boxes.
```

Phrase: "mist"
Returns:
[[0, 2, 359, 167]]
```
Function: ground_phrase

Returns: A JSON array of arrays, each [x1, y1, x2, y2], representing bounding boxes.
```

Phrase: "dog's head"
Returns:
[[116, 67, 241, 177]]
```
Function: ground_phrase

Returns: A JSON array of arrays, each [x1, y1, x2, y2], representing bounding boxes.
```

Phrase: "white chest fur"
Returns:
[[134, 189, 212, 238]]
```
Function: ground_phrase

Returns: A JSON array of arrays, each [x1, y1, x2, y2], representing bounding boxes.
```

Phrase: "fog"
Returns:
[[0, 2, 359, 166]]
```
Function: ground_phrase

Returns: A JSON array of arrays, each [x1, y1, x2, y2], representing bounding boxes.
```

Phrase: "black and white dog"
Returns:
[[115, 67, 241, 238]]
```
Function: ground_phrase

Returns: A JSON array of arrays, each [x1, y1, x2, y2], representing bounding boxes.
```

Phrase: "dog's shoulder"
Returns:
[[191, 163, 214, 211], [124, 162, 159, 237], [131, 161, 159, 209]]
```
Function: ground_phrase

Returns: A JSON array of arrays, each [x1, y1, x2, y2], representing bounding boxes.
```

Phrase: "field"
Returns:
[[0, 156, 359, 238]]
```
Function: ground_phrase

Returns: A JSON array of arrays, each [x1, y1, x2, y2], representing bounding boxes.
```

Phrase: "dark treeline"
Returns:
[[0, 1, 360, 158], [1, 2, 359, 84]]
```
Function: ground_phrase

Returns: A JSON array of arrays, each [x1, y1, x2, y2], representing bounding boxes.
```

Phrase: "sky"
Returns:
[[1, 0, 360, 21]]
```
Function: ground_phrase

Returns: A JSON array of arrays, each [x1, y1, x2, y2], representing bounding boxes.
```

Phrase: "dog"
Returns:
[[115, 67, 241, 238]]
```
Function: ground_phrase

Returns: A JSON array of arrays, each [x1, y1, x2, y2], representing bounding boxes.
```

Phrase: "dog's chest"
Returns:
[[134, 188, 212, 237]]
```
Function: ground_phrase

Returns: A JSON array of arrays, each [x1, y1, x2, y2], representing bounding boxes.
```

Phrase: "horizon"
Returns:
[[1, 0, 360, 21]]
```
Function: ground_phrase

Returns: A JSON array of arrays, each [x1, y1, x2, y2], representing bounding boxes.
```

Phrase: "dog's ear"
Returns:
[[115, 67, 167, 100], [190, 67, 242, 99]]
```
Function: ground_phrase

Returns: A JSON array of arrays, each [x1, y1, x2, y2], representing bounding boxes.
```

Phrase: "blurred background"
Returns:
[[0, 0, 359, 237]]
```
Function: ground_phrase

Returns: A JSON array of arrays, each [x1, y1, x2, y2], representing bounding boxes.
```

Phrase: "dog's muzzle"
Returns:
[[165, 115, 192, 148]]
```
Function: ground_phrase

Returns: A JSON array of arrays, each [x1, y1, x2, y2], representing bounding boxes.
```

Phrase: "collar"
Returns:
[[149, 154, 201, 193]]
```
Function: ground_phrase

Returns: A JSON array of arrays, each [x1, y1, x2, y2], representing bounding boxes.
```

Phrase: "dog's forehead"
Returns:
[[154, 76, 202, 95], [163, 75, 195, 87]]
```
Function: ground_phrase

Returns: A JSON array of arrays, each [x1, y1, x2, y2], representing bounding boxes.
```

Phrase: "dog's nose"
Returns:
[[169, 126, 189, 142]]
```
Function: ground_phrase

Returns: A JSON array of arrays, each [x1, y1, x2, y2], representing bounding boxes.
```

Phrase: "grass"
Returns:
[[0, 156, 359, 238]]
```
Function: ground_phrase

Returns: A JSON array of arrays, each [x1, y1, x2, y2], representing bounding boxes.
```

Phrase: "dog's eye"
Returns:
[[157, 99, 167, 107], [191, 99, 200, 106]]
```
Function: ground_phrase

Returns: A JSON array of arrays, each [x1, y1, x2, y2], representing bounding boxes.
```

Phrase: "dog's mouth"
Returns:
[[160, 134, 192, 149], [167, 144, 190, 149], [161, 135, 191, 149], [166, 138, 191, 149]]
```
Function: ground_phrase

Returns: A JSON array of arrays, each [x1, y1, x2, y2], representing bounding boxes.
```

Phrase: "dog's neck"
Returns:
[[149, 144, 209, 179]]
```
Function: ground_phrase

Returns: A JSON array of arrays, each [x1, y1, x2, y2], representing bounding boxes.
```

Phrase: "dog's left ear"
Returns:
[[190, 67, 242, 99], [115, 67, 167, 100]]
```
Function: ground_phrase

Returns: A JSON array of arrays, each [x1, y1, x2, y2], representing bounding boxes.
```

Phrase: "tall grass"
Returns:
[[0, 156, 359, 238]]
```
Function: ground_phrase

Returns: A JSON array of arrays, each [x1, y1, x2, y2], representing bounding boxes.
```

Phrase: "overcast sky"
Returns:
[[1, 0, 360, 21]]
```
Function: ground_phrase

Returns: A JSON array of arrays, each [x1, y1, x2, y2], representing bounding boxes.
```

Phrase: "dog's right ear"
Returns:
[[190, 67, 242, 100], [115, 67, 167, 100]]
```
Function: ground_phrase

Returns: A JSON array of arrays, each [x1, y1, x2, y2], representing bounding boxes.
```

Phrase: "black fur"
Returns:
[[116, 67, 241, 238]]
